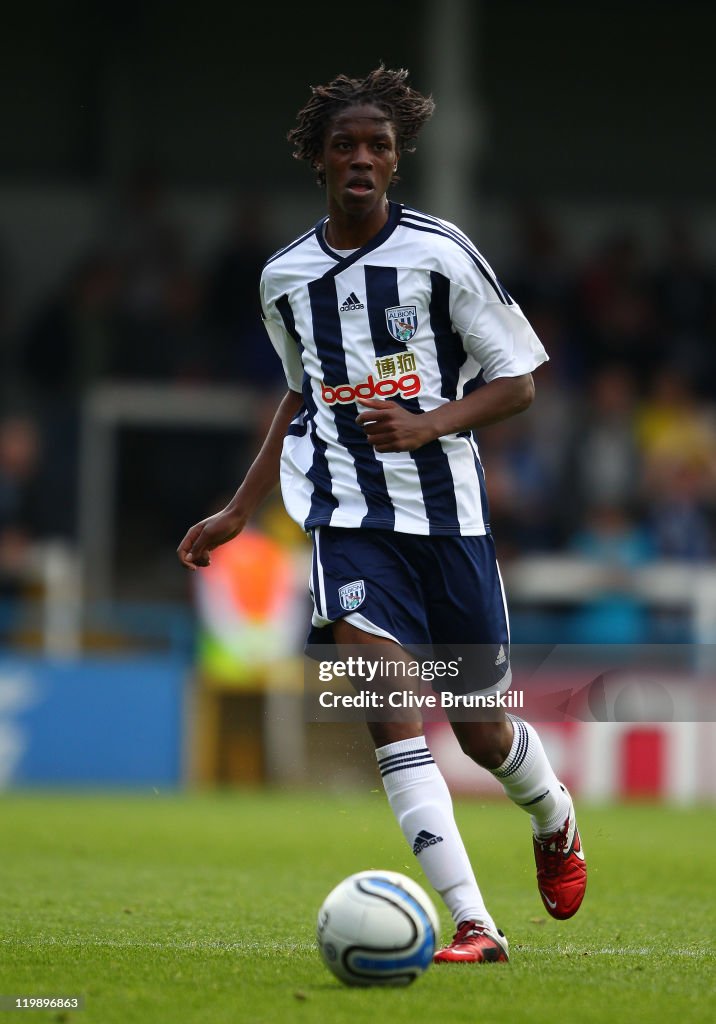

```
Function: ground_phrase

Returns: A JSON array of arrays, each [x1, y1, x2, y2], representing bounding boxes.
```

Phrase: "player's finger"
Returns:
[[355, 398, 398, 420], [360, 412, 396, 429], [356, 397, 393, 409], [177, 524, 205, 568], [366, 431, 398, 448], [189, 529, 213, 562], [356, 411, 388, 426], [362, 428, 392, 445], [180, 523, 217, 570]]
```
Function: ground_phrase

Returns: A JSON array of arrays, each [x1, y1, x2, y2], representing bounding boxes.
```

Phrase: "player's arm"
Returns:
[[355, 375, 534, 453], [177, 388, 304, 569]]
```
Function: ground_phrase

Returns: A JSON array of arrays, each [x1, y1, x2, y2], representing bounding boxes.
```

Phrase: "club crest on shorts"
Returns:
[[385, 305, 418, 342], [338, 579, 365, 611]]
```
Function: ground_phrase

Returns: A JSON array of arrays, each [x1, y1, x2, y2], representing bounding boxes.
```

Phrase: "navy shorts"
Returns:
[[307, 526, 510, 693]]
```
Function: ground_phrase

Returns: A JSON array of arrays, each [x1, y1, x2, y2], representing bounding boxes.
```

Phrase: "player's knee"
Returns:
[[455, 722, 510, 770], [368, 720, 423, 749]]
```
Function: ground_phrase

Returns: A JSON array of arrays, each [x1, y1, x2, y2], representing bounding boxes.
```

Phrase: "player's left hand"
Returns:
[[356, 398, 435, 452]]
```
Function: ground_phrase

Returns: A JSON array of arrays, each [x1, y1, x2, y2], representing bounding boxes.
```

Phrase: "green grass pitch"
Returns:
[[1, 791, 714, 1023]]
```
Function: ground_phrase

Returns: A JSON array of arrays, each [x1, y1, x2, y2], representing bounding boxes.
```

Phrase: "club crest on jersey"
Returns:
[[385, 305, 418, 342], [338, 580, 365, 611]]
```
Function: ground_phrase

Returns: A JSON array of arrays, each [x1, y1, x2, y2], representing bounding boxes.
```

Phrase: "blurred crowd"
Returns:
[[1, 174, 715, 601], [486, 211, 716, 568]]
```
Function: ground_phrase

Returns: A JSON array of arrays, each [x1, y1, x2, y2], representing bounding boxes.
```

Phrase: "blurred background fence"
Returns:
[[1, 0, 715, 799]]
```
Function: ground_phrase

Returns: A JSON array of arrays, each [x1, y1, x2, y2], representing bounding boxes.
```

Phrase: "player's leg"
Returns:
[[331, 619, 505, 961], [454, 714, 586, 920], [425, 535, 586, 920], [451, 713, 571, 838]]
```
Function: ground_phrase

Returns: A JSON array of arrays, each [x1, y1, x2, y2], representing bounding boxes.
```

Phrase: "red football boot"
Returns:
[[533, 792, 587, 920], [433, 921, 509, 964]]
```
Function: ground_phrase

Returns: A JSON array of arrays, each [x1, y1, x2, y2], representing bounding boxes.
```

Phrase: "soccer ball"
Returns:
[[316, 870, 440, 987]]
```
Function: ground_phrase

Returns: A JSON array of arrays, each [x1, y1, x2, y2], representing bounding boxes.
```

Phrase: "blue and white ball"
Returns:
[[316, 870, 440, 987]]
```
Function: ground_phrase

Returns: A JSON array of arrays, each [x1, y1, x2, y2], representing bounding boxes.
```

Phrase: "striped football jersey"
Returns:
[[260, 201, 548, 536]]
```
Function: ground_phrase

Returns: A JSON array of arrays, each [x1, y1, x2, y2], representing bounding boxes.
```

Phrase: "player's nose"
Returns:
[[351, 145, 373, 168]]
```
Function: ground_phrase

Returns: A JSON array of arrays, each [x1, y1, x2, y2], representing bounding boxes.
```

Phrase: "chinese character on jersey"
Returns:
[[375, 356, 397, 379], [396, 351, 416, 373]]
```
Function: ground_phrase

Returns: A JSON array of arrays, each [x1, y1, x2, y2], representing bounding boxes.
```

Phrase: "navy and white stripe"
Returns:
[[310, 526, 328, 619], [492, 717, 530, 779], [260, 202, 548, 538], [401, 208, 513, 305], [275, 293, 338, 523], [365, 265, 460, 532], [309, 275, 395, 529], [519, 790, 550, 807], [264, 227, 315, 268], [429, 270, 467, 401], [377, 746, 435, 778]]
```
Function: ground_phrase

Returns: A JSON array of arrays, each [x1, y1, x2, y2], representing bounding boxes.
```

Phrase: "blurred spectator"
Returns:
[[568, 504, 652, 643], [637, 368, 716, 561], [113, 267, 206, 381], [0, 416, 41, 595], [18, 253, 122, 537], [526, 305, 585, 388], [101, 164, 186, 324], [97, 164, 204, 381], [574, 231, 658, 374], [203, 197, 283, 388], [563, 365, 641, 534], [646, 463, 713, 561], [651, 221, 716, 394], [480, 415, 556, 556], [482, 309, 578, 555], [636, 368, 716, 483], [506, 207, 572, 317], [20, 253, 121, 402], [0, 234, 12, 405]]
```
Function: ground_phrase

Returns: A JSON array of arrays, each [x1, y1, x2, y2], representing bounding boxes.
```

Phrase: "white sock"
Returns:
[[376, 735, 496, 930], [491, 715, 570, 836]]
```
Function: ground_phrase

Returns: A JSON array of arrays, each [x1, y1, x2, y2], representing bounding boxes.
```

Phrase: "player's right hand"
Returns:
[[176, 508, 246, 570]]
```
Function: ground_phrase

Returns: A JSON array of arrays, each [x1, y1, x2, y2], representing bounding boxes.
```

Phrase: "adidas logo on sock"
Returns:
[[412, 829, 444, 855], [495, 644, 507, 666], [340, 292, 364, 311]]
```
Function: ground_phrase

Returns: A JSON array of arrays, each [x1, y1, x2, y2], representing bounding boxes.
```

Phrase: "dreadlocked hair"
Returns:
[[287, 66, 435, 186]]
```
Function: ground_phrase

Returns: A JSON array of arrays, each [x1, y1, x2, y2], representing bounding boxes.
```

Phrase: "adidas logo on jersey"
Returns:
[[413, 830, 444, 855], [495, 645, 507, 666], [340, 292, 364, 311]]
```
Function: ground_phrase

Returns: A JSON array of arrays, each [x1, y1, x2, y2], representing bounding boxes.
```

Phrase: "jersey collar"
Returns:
[[314, 201, 402, 276]]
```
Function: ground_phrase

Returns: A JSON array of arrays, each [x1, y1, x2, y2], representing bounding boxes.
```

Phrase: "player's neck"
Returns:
[[324, 199, 390, 250]]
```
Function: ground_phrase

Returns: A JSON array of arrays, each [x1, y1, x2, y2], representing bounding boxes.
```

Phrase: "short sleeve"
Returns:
[[452, 286, 549, 382], [435, 225, 549, 381], [262, 316, 304, 392]]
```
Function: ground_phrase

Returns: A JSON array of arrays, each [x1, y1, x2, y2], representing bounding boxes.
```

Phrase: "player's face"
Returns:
[[319, 104, 399, 220]]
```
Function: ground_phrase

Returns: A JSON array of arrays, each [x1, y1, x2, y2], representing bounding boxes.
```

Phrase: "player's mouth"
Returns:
[[346, 177, 374, 195]]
